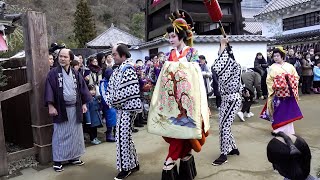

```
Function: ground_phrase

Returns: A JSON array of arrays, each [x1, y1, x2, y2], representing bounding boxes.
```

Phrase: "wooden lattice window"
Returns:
[[283, 10, 320, 31]]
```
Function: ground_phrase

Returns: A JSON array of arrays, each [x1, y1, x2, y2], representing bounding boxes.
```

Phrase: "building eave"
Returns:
[[254, 0, 319, 20]]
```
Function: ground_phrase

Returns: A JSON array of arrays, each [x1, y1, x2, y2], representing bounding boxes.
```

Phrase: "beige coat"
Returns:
[[301, 59, 313, 76]]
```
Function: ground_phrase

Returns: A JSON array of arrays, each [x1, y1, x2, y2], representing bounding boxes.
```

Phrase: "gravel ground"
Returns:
[[8, 156, 38, 175], [5, 142, 39, 176]]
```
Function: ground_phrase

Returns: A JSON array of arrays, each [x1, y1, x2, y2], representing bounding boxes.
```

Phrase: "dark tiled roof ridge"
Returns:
[[255, 0, 317, 18], [137, 35, 271, 49]]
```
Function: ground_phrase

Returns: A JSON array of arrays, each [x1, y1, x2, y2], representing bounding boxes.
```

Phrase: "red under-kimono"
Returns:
[[162, 46, 208, 160]]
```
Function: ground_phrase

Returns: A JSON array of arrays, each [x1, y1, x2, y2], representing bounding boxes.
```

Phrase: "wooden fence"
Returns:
[[0, 11, 51, 176]]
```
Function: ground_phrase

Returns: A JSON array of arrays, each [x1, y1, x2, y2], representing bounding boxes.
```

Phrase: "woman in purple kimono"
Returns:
[[44, 49, 92, 172], [260, 47, 303, 135]]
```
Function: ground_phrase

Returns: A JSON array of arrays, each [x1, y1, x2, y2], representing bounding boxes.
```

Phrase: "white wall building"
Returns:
[[241, 0, 270, 35], [129, 35, 270, 69], [86, 24, 271, 69], [255, 0, 320, 50]]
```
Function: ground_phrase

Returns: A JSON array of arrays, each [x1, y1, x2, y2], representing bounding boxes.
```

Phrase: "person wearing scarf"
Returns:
[[87, 57, 103, 96]]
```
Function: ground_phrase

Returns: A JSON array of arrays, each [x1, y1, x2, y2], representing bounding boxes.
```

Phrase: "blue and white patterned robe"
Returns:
[[103, 59, 142, 171]]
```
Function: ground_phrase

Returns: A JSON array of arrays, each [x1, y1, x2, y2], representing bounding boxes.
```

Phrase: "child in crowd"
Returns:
[[85, 85, 103, 145], [313, 61, 320, 94], [100, 69, 116, 142]]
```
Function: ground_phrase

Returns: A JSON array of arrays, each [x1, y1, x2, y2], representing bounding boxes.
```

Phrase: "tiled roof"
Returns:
[[271, 29, 320, 45], [255, 0, 318, 17], [136, 38, 168, 49], [138, 35, 271, 49], [194, 35, 270, 43], [86, 23, 143, 48], [243, 21, 263, 34]]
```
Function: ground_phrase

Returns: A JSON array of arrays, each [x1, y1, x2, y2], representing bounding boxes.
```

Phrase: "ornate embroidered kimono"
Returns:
[[103, 59, 142, 171], [148, 46, 210, 160], [260, 62, 302, 134], [44, 66, 92, 162], [212, 49, 242, 155]]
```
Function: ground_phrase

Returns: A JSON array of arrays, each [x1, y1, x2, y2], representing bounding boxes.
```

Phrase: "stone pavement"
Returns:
[[4, 95, 320, 180]]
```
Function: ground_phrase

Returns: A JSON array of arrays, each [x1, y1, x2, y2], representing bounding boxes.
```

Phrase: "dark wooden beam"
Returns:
[[23, 11, 52, 164], [231, 0, 243, 34], [192, 0, 233, 2], [0, 104, 8, 176], [145, 0, 149, 41], [189, 13, 234, 22], [148, 0, 170, 15], [7, 147, 36, 162], [148, 25, 169, 39], [0, 83, 32, 102]]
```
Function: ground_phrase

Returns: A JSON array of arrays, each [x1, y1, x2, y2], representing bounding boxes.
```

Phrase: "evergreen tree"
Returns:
[[0, 62, 7, 87], [73, 0, 96, 48], [129, 12, 145, 39]]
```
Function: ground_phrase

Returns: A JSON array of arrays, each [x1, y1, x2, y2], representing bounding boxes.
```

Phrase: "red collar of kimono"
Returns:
[[170, 47, 191, 62]]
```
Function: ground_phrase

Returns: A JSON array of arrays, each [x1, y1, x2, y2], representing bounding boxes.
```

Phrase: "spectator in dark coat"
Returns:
[[254, 52, 268, 99], [210, 67, 221, 108], [199, 55, 212, 96]]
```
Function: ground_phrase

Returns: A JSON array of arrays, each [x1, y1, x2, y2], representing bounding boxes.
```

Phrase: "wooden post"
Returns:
[[145, 0, 149, 41], [23, 11, 52, 164], [0, 104, 8, 176]]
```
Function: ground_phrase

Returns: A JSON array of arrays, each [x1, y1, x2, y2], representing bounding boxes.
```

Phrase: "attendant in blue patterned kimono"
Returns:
[[103, 44, 142, 180], [212, 38, 242, 166], [44, 49, 92, 172]]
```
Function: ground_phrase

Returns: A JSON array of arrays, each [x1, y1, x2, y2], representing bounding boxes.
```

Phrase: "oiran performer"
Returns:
[[147, 10, 210, 180]]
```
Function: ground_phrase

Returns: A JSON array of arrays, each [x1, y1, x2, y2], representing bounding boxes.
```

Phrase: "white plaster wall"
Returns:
[[129, 42, 268, 69], [194, 43, 267, 69], [158, 45, 171, 54], [260, 7, 320, 37], [129, 50, 142, 62], [130, 44, 172, 63], [262, 18, 283, 37]]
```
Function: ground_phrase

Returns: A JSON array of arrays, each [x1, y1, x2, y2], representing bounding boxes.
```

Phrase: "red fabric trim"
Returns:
[[163, 137, 191, 160], [170, 47, 191, 62], [272, 116, 304, 130], [260, 102, 268, 115]]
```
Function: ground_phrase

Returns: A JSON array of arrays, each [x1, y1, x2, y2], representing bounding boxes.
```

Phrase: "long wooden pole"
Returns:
[[23, 11, 52, 164], [0, 104, 8, 176], [218, 20, 235, 59]]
